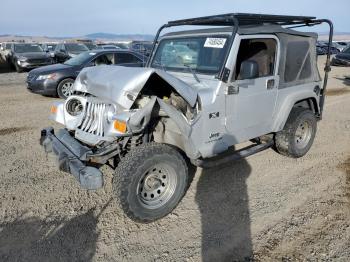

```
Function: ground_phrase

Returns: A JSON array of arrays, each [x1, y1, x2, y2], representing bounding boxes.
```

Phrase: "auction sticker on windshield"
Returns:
[[204, 38, 226, 48]]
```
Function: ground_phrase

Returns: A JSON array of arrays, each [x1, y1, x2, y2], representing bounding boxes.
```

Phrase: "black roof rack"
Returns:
[[167, 13, 316, 27]]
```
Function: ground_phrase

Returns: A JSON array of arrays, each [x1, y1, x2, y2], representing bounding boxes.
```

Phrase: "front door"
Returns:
[[225, 36, 280, 142]]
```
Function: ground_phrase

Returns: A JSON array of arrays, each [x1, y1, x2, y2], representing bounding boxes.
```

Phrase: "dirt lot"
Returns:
[[0, 56, 350, 261]]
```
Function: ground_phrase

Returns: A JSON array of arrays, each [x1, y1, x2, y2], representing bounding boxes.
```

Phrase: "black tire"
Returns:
[[57, 78, 74, 99], [113, 143, 189, 223], [275, 107, 317, 158]]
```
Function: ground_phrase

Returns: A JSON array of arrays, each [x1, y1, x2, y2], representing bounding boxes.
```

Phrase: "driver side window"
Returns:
[[233, 38, 277, 80]]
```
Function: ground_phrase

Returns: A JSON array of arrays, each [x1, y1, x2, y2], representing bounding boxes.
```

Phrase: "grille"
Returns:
[[27, 58, 49, 64], [78, 101, 108, 136]]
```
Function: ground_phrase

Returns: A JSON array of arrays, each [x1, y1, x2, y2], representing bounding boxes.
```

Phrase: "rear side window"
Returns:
[[234, 38, 277, 80], [284, 41, 311, 82], [115, 53, 140, 64]]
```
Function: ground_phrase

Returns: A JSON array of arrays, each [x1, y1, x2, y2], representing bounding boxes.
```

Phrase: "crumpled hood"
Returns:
[[73, 65, 198, 109]]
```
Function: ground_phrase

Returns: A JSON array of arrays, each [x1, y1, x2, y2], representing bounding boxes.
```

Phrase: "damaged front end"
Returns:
[[42, 65, 202, 189]]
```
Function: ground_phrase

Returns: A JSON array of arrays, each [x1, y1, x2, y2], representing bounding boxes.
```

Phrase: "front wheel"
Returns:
[[275, 108, 317, 158], [113, 143, 189, 223], [57, 78, 74, 99]]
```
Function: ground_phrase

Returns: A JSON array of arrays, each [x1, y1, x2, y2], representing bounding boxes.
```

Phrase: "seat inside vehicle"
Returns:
[[235, 39, 276, 80]]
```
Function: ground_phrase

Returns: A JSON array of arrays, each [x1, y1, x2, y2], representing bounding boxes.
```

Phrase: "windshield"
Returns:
[[151, 36, 229, 75], [64, 51, 95, 66], [65, 43, 89, 52], [14, 44, 43, 53]]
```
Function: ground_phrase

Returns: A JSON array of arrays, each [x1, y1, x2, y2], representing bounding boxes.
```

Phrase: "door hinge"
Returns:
[[226, 85, 239, 95]]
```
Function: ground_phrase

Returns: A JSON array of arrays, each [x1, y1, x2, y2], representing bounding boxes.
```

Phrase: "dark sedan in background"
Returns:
[[27, 50, 146, 98], [331, 46, 350, 66], [10, 43, 53, 72], [53, 43, 89, 63]]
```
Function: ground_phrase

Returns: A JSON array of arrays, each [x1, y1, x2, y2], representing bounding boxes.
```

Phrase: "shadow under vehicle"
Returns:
[[9, 43, 53, 73], [40, 13, 333, 223], [27, 50, 146, 99]]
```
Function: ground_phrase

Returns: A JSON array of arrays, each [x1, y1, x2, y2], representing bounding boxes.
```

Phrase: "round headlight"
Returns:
[[66, 98, 83, 116]]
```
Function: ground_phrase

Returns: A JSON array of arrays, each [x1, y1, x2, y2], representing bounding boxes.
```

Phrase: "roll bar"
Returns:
[[146, 14, 333, 116]]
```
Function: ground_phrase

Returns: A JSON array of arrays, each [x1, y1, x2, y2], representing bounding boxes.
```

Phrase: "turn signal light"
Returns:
[[114, 120, 127, 133], [50, 105, 57, 114]]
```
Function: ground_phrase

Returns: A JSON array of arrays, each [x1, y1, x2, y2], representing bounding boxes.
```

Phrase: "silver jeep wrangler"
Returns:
[[40, 13, 333, 222]]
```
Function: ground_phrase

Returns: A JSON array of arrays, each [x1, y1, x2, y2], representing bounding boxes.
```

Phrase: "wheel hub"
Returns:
[[295, 120, 312, 149], [144, 175, 161, 191], [137, 164, 177, 209]]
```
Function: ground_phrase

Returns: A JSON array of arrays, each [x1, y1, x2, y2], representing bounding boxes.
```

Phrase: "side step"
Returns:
[[191, 140, 274, 168]]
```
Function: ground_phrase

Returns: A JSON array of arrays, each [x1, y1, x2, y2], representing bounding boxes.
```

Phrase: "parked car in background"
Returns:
[[53, 42, 89, 63], [130, 41, 153, 56], [317, 42, 340, 55], [161, 44, 198, 65], [0, 42, 13, 63], [101, 45, 120, 50], [316, 46, 327, 55], [27, 49, 146, 98], [115, 43, 129, 49], [83, 42, 100, 50], [9, 43, 53, 72], [331, 46, 350, 66], [333, 41, 350, 52], [75, 39, 100, 50], [41, 43, 57, 58]]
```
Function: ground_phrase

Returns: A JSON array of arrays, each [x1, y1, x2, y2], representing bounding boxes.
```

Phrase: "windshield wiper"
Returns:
[[183, 64, 200, 83]]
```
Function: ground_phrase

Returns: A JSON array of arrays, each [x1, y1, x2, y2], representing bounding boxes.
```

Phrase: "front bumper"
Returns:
[[18, 61, 52, 69], [27, 78, 58, 96], [40, 127, 104, 190]]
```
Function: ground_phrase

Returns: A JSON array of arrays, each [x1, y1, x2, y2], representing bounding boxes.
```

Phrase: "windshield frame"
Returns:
[[151, 34, 230, 76]]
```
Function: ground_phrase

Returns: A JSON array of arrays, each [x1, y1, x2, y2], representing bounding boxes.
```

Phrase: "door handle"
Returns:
[[266, 79, 275, 89]]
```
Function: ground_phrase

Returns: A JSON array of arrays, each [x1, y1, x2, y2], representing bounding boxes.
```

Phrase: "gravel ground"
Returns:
[[0, 56, 350, 261]]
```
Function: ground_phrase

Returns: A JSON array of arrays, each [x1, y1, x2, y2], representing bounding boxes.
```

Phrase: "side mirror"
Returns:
[[239, 60, 259, 80], [60, 49, 65, 53]]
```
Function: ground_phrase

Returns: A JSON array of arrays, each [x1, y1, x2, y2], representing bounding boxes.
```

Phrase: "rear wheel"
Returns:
[[57, 78, 74, 99], [275, 108, 317, 158], [113, 143, 189, 222]]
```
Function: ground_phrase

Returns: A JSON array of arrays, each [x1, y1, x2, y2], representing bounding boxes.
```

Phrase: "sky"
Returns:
[[0, 0, 349, 37]]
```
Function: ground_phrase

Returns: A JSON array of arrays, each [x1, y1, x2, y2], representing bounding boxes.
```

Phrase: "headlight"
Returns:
[[106, 105, 117, 122], [36, 73, 57, 81], [66, 98, 83, 116]]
